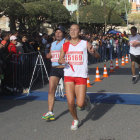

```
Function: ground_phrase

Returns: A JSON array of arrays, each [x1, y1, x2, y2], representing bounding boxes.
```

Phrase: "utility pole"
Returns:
[[103, 0, 107, 33], [124, 0, 129, 32], [76, 0, 80, 24]]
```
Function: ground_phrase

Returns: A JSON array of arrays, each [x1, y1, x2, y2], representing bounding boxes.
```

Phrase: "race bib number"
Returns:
[[51, 51, 60, 62], [66, 51, 84, 65]]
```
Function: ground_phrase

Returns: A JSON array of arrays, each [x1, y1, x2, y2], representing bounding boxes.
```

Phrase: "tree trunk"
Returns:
[[18, 17, 26, 33], [9, 16, 16, 32]]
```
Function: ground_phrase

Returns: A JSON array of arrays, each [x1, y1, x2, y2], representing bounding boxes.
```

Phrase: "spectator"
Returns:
[[1, 31, 10, 46], [8, 35, 18, 54], [21, 35, 34, 53], [12, 30, 19, 38], [92, 38, 99, 50], [42, 33, 48, 49]]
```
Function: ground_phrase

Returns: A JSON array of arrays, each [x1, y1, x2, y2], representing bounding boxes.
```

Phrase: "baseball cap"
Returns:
[[55, 26, 65, 33], [10, 35, 17, 41]]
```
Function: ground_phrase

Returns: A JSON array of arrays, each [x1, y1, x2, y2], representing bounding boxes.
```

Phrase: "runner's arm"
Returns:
[[131, 36, 140, 47], [87, 42, 100, 59], [46, 47, 52, 59], [58, 46, 66, 64], [132, 41, 140, 47]]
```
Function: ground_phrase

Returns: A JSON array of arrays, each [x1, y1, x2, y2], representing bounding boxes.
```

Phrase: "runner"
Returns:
[[129, 26, 140, 84], [42, 26, 66, 120], [58, 24, 100, 130]]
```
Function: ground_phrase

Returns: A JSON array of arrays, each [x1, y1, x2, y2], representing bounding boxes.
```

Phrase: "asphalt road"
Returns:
[[1, 59, 140, 140]]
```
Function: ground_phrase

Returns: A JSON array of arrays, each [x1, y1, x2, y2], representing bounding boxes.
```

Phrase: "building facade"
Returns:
[[0, 15, 10, 31], [129, 0, 140, 13]]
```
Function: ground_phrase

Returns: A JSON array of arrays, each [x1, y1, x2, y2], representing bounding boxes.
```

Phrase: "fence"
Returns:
[[2, 51, 51, 94], [1, 44, 129, 94], [89, 44, 129, 64]]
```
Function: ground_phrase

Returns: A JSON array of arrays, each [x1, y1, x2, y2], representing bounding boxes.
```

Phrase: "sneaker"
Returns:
[[42, 112, 55, 121], [71, 120, 79, 130], [76, 106, 85, 111], [85, 95, 92, 111], [132, 77, 137, 84]]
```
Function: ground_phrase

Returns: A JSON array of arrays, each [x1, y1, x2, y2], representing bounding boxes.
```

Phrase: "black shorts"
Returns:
[[49, 67, 64, 79], [130, 54, 140, 64]]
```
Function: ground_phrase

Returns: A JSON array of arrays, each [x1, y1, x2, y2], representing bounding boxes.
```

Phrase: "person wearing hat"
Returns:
[[42, 26, 67, 121], [8, 35, 18, 54]]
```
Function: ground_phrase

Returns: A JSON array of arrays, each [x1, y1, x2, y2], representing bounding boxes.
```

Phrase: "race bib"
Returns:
[[66, 51, 84, 65], [51, 50, 60, 62]]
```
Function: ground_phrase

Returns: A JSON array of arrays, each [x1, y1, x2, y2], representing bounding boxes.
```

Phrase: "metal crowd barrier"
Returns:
[[3, 51, 51, 94], [2, 44, 129, 94], [88, 44, 130, 64]]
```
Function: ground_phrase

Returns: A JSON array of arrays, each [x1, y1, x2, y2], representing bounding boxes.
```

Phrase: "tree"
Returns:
[[0, 0, 70, 32], [128, 13, 140, 25], [71, 5, 125, 24], [128, 13, 140, 32], [24, 1, 70, 32], [91, 0, 131, 15], [71, 5, 125, 33], [0, 0, 26, 31]]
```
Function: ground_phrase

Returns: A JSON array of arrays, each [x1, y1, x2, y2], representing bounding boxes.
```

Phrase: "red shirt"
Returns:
[[1, 40, 7, 45], [8, 42, 17, 54]]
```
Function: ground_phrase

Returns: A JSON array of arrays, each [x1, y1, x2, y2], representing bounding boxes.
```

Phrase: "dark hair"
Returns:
[[12, 30, 18, 35], [70, 23, 81, 31], [1, 31, 9, 39], [42, 33, 47, 36], [131, 26, 137, 32]]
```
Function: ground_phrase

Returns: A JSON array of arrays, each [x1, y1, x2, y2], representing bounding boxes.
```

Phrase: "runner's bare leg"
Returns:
[[131, 61, 136, 76], [65, 82, 78, 120], [75, 85, 86, 108], [48, 76, 60, 111]]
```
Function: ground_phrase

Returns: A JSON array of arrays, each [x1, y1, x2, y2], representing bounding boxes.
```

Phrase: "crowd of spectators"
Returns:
[[0, 28, 129, 94]]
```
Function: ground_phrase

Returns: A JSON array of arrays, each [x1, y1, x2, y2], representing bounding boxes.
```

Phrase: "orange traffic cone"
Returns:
[[87, 76, 92, 87], [115, 58, 119, 69], [94, 67, 102, 82], [125, 54, 129, 64], [103, 64, 109, 78], [110, 60, 115, 72], [121, 56, 125, 66]]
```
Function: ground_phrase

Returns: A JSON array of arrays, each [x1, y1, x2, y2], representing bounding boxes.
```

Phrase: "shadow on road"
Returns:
[[79, 94, 124, 128], [55, 109, 69, 121], [0, 96, 38, 112]]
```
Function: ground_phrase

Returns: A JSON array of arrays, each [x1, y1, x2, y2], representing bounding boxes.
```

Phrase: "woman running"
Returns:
[[58, 24, 100, 130]]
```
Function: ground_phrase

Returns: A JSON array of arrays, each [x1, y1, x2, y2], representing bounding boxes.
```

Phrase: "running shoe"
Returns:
[[85, 95, 92, 111], [42, 112, 55, 120], [76, 106, 85, 111], [132, 77, 137, 84], [71, 120, 79, 130]]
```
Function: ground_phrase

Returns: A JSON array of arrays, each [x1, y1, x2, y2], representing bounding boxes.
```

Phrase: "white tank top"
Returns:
[[64, 40, 88, 78]]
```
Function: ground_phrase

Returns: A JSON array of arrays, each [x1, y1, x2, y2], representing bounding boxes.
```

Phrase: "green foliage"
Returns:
[[71, 5, 125, 25], [91, 0, 131, 15], [0, 0, 25, 17], [23, 1, 70, 31], [0, 0, 70, 32], [128, 13, 140, 24], [38, 1, 70, 23]]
